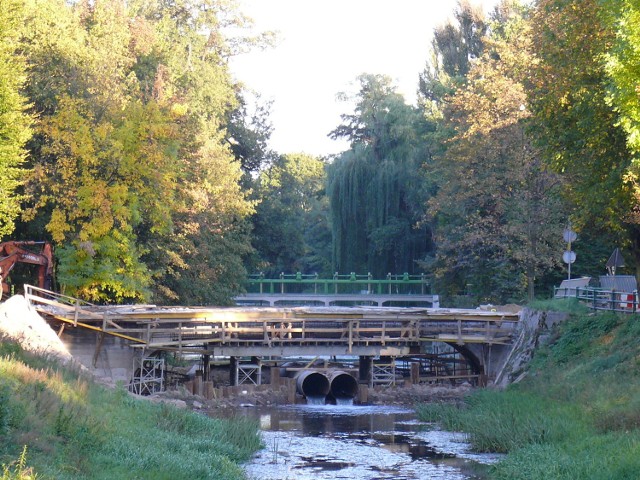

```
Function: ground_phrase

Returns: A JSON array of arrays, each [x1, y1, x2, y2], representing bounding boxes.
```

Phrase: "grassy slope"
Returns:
[[0, 341, 261, 480], [417, 303, 640, 479]]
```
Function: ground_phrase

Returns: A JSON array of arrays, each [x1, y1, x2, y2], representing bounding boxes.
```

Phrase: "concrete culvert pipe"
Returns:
[[295, 370, 331, 398], [328, 370, 358, 400]]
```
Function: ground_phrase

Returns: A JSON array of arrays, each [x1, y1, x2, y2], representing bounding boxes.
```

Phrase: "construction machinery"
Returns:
[[0, 241, 53, 294]]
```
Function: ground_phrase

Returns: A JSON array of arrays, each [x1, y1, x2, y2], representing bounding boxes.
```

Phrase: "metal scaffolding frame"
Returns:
[[371, 359, 397, 387], [129, 355, 165, 395], [236, 361, 262, 386]]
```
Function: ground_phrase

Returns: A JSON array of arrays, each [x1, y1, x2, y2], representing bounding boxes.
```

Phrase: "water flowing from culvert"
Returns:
[[306, 395, 326, 405], [335, 397, 353, 406], [238, 404, 502, 480]]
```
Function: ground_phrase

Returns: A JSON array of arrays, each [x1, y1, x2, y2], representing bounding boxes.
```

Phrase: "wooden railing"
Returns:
[[24, 285, 520, 354]]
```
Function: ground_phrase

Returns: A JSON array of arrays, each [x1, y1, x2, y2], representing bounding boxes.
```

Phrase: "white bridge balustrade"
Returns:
[[234, 293, 440, 308]]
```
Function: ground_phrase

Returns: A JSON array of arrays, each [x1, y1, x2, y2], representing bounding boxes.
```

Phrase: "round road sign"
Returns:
[[563, 251, 576, 264], [563, 229, 577, 243]]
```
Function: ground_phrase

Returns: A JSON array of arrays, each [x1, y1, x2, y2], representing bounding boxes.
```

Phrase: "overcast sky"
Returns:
[[229, 0, 501, 157]]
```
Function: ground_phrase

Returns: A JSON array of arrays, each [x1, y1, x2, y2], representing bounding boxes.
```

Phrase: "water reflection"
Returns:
[[238, 404, 501, 480]]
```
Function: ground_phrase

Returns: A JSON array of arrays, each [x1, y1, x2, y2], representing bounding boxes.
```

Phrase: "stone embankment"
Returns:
[[493, 308, 568, 388]]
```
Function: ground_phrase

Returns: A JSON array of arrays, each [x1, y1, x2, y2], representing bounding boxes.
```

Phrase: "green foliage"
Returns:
[[418, 0, 488, 115], [328, 74, 433, 277], [527, 297, 590, 315], [419, 389, 586, 453], [548, 312, 620, 363], [418, 307, 640, 479], [2, 446, 38, 480], [0, 342, 260, 479], [18, 0, 254, 304], [0, 0, 32, 237], [427, 6, 565, 304], [252, 153, 331, 276], [528, 0, 638, 267]]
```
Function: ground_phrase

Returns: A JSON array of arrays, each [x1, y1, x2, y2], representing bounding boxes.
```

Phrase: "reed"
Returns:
[[417, 309, 640, 479]]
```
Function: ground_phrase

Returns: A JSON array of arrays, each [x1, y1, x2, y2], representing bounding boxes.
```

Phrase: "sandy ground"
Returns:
[[0, 295, 71, 362]]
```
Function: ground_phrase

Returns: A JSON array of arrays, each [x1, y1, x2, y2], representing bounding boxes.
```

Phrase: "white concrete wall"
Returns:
[[61, 327, 136, 384]]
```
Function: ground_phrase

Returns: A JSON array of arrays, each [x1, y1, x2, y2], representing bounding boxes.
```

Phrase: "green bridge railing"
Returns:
[[246, 272, 431, 295]]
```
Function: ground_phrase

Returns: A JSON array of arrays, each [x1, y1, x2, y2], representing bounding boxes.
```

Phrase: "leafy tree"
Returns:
[[0, 0, 32, 238], [19, 0, 255, 303], [226, 91, 277, 185], [251, 153, 331, 276], [427, 2, 566, 303], [328, 74, 433, 277], [527, 0, 637, 270], [599, 0, 640, 272], [418, 0, 488, 117]]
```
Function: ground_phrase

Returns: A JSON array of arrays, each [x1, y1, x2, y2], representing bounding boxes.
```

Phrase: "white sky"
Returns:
[[229, 0, 501, 157]]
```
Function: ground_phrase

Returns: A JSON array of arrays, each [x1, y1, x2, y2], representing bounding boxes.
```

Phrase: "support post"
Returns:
[[410, 362, 420, 385], [92, 332, 105, 368], [271, 366, 281, 387], [229, 356, 238, 386], [359, 356, 372, 383], [203, 353, 210, 381]]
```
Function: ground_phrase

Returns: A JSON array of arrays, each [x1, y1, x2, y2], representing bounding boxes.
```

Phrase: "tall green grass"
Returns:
[[2, 446, 37, 480], [0, 341, 261, 479], [527, 297, 590, 315], [417, 310, 640, 479]]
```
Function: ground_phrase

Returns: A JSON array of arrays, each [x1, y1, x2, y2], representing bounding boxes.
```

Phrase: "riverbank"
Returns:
[[0, 339, 262, 479], [0, 298, 263, 480], [417, 299, 640, 479]]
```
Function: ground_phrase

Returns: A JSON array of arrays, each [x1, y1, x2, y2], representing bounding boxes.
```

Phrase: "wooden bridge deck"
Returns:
[[25, 285, 521, 357]]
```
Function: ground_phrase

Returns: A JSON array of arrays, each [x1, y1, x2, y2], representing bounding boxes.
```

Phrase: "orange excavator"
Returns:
[[0, 241, 53, 295]]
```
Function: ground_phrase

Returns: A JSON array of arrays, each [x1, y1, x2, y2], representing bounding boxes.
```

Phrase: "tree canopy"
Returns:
[[327, 74, 434, 278], [0, 0, 31, 238], [4, 0, 640, 306], [16, 0, 255, 304]]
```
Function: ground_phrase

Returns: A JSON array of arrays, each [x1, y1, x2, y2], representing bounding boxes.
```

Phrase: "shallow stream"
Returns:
[[238, 403, 501, 480]]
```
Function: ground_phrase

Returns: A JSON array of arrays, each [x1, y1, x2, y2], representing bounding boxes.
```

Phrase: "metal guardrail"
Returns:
[[554, 285, 639, 313], [247, 272, 431, 295]]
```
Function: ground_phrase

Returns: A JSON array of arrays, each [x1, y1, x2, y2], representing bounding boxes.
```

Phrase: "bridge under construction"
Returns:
[[24, 285, 521, 398]]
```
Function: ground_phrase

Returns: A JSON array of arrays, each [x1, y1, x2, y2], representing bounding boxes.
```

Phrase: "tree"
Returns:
[[418, 0, 488, 115], [528, 0, 636, 271], [328, 74, 433, 277], [251, 153, 331, 276], [427, 2, 565, 303], [19, 0, 255, 303], [226, 91, 277, 185], [0, 0, 32, 238], [126, 0, 257, 304]]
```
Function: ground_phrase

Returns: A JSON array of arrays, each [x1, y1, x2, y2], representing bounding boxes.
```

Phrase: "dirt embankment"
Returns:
[[0, 295, 71, 362]]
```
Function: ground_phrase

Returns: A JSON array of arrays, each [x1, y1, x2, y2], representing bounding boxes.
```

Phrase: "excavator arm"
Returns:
[[0, 241, 53, 294]]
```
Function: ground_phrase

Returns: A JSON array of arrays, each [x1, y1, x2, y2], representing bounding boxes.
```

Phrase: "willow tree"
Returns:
[[327, 74, 433, 277]]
